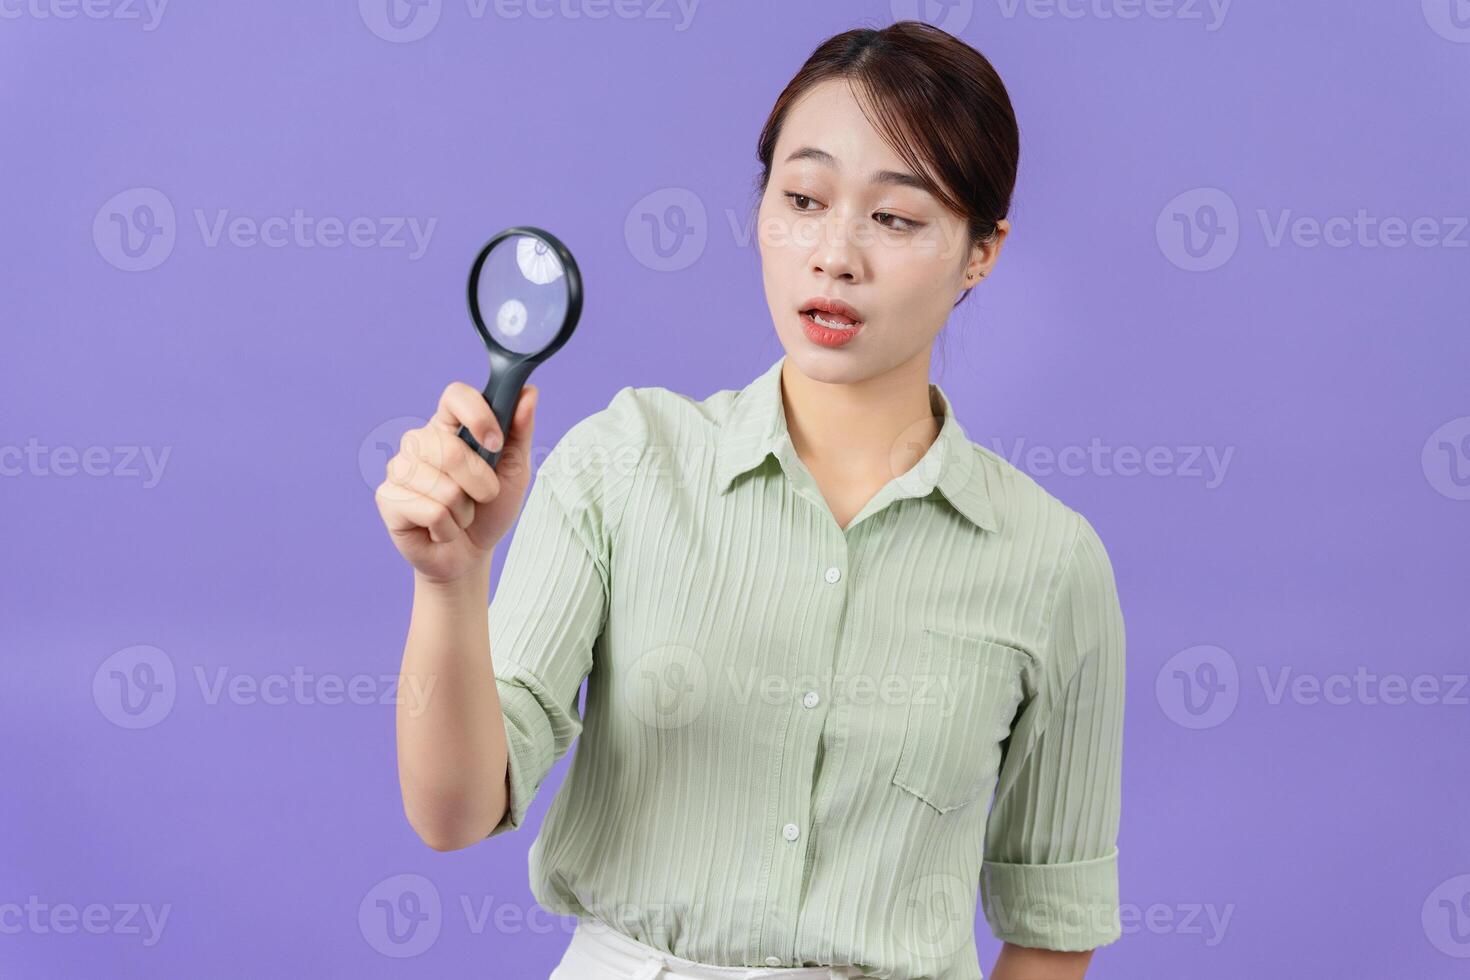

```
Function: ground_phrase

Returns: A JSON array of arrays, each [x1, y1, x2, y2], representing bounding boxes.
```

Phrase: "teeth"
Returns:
[[807, 310, 858, 330]]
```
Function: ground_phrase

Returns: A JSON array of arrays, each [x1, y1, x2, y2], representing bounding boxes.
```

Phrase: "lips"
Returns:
[[800, 296, 864, 326]]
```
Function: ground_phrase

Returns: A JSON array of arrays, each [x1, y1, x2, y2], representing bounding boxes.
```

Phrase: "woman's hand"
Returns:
[[375, 381, 539, 586]]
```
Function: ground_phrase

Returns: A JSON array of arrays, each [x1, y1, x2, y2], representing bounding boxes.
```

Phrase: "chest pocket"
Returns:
[[891, 628, 1029, 814]]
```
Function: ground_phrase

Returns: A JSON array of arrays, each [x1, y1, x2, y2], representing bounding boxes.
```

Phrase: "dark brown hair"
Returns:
[[753, 20, 1020, 307]]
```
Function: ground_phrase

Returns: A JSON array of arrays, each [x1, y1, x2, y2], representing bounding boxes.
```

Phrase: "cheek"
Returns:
[[876, 242, 955, 302], [905, 223, 965, 267], [758, 210, 821, 256]]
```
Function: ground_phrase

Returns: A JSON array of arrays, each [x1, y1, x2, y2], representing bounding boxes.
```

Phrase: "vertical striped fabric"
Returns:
[[486, 354, 1126, 978]]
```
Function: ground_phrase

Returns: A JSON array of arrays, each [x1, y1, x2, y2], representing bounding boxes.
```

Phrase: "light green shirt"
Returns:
[[487, 353, 1126, 978]]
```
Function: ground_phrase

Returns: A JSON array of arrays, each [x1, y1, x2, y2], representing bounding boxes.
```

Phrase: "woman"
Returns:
[[376, 21, 1126, 980]]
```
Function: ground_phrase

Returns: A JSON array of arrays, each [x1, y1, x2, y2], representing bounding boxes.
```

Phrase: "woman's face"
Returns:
[[756, 78, 1005, 384]]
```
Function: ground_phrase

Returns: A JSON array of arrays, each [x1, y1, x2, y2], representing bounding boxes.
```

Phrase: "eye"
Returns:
[[874, 211, 922, 232], [784, 192, 821, 212]]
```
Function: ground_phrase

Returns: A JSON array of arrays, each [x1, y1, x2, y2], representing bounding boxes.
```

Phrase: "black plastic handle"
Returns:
[[457, 350, 535, 470]]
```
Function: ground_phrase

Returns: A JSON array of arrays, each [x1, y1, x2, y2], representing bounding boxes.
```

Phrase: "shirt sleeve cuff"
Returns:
[[980, 846, 1121, 951], [486, 678, 555, 838]]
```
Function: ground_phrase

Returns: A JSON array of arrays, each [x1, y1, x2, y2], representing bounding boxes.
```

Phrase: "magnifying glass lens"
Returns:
[[476, 234, 570, 355]]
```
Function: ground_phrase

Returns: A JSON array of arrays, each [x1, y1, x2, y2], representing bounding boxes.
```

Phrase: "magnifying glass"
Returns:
[[456, 226, 583, 469]]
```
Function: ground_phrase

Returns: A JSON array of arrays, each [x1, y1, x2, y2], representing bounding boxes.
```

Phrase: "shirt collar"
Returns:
[[713, 354, 998, 532]]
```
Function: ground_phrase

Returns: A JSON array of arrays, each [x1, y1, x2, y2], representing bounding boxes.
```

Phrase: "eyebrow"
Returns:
[[783, 146, 931, 193]]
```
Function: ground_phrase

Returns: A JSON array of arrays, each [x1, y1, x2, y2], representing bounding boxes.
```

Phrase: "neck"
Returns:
[[778, 351, 942, 477]]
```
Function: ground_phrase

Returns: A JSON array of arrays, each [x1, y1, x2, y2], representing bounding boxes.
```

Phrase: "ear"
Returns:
[[964, 218, 1011, 282]]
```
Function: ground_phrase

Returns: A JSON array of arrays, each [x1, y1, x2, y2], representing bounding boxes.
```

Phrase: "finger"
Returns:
[[376, 484, 462, 543], [431, 424, 502, 505], [378, 430, 448, 503], [395, 424, 500, 506], [385, 446, 475, 530], [430, 382, 503, 451]]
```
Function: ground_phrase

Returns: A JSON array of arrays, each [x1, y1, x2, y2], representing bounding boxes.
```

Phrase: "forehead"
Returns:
[[775, 78, 913, 178]]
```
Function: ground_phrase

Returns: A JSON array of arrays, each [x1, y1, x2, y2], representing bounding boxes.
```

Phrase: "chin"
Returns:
[[779, 337, 878, 385]]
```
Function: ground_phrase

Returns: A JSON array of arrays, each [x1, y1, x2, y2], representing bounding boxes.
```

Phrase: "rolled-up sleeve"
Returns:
[[980, 513, 1126, 950], [485, 386, 648, 838]]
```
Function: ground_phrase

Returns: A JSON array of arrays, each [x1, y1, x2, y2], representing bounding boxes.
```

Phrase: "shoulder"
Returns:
[[964, 442, 1117, 596], [625, 379, 741, 434], [963, 447, 1123, 687], [563, 378, 739, 460], [547, 385, 649, 461], [553, 380, 731, 446], [535, 379, 724, 501], [966, 443, 1090, 545]]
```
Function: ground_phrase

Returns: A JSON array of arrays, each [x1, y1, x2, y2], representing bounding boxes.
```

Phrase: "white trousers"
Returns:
[[548, 918, 870, 980]]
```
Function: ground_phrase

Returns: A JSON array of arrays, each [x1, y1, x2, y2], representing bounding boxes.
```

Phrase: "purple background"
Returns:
[[3, 1, 1468, 977]]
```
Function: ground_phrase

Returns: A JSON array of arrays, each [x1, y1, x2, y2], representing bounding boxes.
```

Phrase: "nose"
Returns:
[[809, 209, 863, 283]]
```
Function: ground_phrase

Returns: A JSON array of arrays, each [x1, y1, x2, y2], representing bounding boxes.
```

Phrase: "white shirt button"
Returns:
[[764, 956, 782, 967], [802, 690, 820, 709], [824, 566, 841, 584], [782, 822, 800, 841]]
